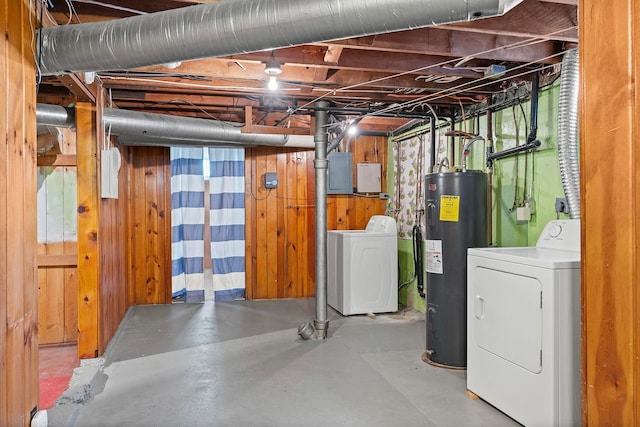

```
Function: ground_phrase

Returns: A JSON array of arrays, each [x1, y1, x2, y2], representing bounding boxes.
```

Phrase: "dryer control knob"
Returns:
[[548, 224, 563, 238]]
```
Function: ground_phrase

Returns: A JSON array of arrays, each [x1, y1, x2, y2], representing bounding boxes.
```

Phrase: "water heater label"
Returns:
[[440, 195, 460, 222], [426, 239, 443, 274]]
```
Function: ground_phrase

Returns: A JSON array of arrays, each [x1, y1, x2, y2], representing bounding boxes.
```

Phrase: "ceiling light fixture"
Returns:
[[264, 61, 282, 76]]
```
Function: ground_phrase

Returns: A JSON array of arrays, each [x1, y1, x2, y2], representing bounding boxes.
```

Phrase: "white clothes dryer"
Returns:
[[467, 220, 581, 427], [327, 215, 398, 315]]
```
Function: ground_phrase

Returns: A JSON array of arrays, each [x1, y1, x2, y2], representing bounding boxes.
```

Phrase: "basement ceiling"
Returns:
[[37, 0, 577, 132]]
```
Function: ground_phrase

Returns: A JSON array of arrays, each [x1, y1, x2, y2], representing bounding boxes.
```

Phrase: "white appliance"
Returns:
[[327, 215, 398, 315], [467, 220, 581, 427]]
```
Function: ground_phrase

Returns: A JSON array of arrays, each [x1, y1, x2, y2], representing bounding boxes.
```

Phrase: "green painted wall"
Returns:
[[389, 81, 570, 312]]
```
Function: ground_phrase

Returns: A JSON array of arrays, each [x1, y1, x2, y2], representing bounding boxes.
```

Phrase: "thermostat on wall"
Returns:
[[264, 172, 278, 189]]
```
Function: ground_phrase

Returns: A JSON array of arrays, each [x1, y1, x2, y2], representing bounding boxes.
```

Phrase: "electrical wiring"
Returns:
[[518, 101, 529, 206], [290, 26, 577, 116], [509, 104, 521, 212], [367, 53, 565, 119], [65, 0, 81, 23], [72, 0, 147, 15]]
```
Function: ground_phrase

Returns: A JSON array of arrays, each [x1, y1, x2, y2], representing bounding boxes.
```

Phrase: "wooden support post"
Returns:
[[76, 103, 100, 359], [580, 0, 640, 424], [1, 0, 39, 424]]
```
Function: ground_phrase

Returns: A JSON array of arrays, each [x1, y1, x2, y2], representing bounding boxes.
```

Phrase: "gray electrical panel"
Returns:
[[327, 152, 353, 194], [264, 172, 278, 189]]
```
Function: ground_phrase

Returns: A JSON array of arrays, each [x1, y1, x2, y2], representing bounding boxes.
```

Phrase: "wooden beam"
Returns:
[[323, 46, 344, 64], [37, 154, 77, 167], [539, 0, 576, 4], [2, 0, 39, 424], [580, 0, 640, 424], [445, 0, 577, 42], [56, 74, 97, 103], [37, 254, 78, 267], [316, 27, 568, 61], [76, 102, 100, 359]]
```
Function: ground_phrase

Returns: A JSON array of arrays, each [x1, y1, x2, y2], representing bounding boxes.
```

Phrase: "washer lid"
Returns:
[[468, 246, 580, 269], [365, 215, 397, 234]]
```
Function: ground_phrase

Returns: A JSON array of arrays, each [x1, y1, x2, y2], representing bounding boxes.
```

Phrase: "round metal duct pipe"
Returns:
[[38, 0, 523, 75]]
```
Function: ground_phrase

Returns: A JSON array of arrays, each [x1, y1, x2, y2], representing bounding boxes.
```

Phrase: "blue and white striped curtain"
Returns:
[[170, 147, 205, 296], [209, 148, 246, 301]]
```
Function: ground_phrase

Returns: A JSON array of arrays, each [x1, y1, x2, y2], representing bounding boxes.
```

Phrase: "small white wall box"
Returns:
[[356, 163, 381, 193], [264, 172, 278, 189]]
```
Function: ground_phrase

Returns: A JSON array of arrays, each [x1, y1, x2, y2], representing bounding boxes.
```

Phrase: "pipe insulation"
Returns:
[[557, 48, 580, 219], [37, 0, 523, 75], [36, 103, 315, 148]]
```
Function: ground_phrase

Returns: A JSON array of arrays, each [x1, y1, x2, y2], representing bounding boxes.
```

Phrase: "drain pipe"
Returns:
[[299, 100, 330, 340], [486, 110, 494, 245], [37, 0, 523, 75]]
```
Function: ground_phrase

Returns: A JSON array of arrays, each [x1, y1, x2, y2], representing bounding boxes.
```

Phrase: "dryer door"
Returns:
[[472, 266, 542, 373]]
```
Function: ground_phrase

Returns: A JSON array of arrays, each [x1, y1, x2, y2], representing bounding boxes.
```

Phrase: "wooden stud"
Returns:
[[76, 102, 100, 359], [580, 0, 640, 424]]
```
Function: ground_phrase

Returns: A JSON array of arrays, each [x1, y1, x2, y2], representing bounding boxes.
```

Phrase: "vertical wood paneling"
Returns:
[[245, 152, 257, 299], [245, 134, 386, 299], [96, 90, 130, 353], [76, 103, 100, 359], [580, 0, 639, 424], [1, 0, 38, 423], [63, 240, 78, 342], [127, 146, 171, 305]]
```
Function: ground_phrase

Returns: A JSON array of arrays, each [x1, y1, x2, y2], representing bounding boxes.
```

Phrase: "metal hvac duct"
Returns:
[[35, 103, 315, 148], [557, 48, 580, 219], [38, 0, 523, 75], [104, 108, 314, 147], [35, 103, 75, 128]]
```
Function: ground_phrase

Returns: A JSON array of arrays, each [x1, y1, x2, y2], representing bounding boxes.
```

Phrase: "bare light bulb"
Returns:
[[268, 76, 278, 91]]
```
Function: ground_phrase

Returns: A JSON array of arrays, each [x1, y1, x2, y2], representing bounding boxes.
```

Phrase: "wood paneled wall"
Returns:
[[127, 146, 172, 305], [98, 142, 131, 351], [1, 0, 39, 424], [245, 135, 387, 299], [580, 0, 640, 424]]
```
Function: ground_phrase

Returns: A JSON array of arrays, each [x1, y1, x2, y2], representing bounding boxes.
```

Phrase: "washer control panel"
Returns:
[[536, 219, 581, 251]]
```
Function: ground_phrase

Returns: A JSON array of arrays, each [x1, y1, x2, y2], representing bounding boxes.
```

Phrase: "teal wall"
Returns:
[[390, 81, 570, 312]]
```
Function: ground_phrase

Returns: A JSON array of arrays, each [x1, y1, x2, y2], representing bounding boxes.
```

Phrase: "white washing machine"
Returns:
[[327, 215, 398, 315], [467, 220, 581, 427]]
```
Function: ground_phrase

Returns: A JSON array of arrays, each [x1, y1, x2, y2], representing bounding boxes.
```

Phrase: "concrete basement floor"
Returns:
[[47, 299, 519, 427]]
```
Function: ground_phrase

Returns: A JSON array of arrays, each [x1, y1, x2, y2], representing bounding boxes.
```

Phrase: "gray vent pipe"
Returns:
[[38, 0, 523, 75], [104, 108, 314, 147], [36, 103, 75, 128], [36, 103, 314, 148], [557, 48, 580, 219]]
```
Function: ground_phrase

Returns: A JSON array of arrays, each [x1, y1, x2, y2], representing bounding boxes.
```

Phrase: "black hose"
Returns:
[[413, 224, 425, 298]]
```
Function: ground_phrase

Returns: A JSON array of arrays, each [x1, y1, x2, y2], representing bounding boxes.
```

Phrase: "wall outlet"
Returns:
[[516, 206, 531, 222], [555, 197, 569, 214]]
